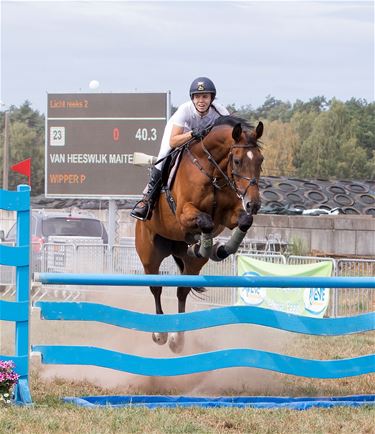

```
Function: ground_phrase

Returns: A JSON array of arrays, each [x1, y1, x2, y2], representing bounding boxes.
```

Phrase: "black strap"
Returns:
[[211, 103, 227, 117]]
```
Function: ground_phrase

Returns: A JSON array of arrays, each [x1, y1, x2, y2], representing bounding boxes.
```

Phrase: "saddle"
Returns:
[[160, 147, 185, 214], [159, 127, 213, 214]]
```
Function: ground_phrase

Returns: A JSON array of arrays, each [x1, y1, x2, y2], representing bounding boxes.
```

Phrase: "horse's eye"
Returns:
[[233, 158, 241, 166]]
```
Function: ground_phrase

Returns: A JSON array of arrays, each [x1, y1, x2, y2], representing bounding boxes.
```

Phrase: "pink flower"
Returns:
[[0, 359, 19, 398]]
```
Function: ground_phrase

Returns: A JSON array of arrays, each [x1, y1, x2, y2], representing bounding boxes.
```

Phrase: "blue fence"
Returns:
[[0, 186, 32, 405], [33, 273, 375, 380]]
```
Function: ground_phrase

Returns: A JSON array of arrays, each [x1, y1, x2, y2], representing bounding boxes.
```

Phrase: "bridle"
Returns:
[[185, 137, 260, 202], [229, 143, 259, 198]]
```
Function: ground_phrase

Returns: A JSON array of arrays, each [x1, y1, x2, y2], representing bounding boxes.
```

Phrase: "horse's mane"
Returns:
[[213, 115, 253, 130], [212, 115, 261, 148]]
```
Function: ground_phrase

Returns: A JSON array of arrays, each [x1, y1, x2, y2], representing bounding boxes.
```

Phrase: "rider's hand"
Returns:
[[191, 128, 206, 141]]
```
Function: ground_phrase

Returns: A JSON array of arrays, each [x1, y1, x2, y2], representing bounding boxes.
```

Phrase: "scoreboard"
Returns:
[[46, 92, 169, 198]]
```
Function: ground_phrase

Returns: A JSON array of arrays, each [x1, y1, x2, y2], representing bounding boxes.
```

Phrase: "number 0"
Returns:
[[113, 128, 120, 141]]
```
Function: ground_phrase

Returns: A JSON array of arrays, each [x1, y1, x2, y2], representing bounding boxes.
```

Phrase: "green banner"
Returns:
[[237, 257, 333, 317]]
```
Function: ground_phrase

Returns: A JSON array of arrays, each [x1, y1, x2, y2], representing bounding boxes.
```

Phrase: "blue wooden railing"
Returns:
[[0, 185, 32, 404], [33, 274, 375, 379]]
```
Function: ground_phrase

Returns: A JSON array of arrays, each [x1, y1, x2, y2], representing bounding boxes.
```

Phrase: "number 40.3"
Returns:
[[135, 128, 157, 141]]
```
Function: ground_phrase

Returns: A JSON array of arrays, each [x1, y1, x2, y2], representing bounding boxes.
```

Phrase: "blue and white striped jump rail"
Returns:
[[32, 273, 375, 380], [0, 186, 32, 405]]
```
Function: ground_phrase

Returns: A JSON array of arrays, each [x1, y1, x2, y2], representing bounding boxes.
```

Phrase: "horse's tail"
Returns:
[[172, 255, 207, 297], [191, 287, 207, 296], [172, 255, 184, 274]]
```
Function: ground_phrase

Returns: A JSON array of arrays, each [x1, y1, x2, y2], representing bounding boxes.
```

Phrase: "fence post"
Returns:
[[15, 185, 32, 404]]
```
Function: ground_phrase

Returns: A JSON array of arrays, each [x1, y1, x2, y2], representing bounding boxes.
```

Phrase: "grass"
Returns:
[[1, 403, 374, 434]]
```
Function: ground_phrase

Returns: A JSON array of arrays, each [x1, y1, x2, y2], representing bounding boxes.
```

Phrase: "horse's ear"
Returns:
[[232, 123, 242, 142], [255, 121, 263, 139]]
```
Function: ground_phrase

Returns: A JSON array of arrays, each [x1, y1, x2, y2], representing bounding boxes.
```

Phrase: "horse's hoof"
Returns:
[[168, 332, 185, 353], [152, 332, 168, 345], [187, 243, 202, 258], [210, 243, 229, 262]]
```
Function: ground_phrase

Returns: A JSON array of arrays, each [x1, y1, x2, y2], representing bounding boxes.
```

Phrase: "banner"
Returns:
[[237, 256, 333, 317]]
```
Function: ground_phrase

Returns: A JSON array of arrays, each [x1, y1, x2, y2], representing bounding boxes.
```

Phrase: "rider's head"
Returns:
[[189, 77, 216, 114]]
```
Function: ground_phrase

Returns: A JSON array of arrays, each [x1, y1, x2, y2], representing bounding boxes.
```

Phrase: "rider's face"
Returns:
[[192, 93, 213, 114]]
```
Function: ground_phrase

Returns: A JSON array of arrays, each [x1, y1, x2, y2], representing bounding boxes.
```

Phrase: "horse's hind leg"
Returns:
[[150, 284, 168, 346], [135, 223, 168, 346], [168, 286, 190, 353]]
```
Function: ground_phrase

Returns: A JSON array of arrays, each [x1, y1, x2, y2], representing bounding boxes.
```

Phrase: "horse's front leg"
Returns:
[[150, 285, 169, 345], [210, 211, 254, 261], [178, 203, 214, 258], [168, 286, 191, 353]]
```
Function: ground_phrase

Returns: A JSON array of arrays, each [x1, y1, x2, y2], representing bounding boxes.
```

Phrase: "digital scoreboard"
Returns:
[[46, 92, 169, 198]]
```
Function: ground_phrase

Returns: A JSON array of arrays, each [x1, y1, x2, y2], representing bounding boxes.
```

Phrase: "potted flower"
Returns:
[[0, 360, 20, 405]]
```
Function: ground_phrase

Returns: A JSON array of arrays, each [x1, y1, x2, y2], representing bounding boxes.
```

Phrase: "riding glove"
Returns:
[[191, 128, 208, 141]]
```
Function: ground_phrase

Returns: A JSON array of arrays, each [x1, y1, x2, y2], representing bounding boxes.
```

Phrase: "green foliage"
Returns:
[[254, 95, 293, 122], [0, 101, 45, 195], [292, 96, 329, 115], [261, 120, 298, 176], [287, 236, 309, 256], [292, 99, 374, 180]]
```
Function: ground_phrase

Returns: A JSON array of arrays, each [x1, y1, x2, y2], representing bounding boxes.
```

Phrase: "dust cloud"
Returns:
[[32, 286, 290, 396]]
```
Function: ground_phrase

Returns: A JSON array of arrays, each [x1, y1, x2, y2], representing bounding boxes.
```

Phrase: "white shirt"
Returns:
[[157, 100, 229, 165]]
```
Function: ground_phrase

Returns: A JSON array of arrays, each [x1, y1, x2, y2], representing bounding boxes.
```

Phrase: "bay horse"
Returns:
[[135, 116, 264, 352]]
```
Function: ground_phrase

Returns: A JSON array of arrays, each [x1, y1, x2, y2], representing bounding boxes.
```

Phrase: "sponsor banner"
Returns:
[[237, 257, 333, 317]]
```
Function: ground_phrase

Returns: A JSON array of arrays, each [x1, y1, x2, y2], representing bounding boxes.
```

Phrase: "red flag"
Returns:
[[10, 158, 31, 185]]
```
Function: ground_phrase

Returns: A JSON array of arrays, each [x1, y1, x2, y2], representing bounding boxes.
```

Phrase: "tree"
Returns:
[[261, 120, 297, 176], [226, 103, 254, 120], [254, 95, 293, 122], [292, 96, 329, 115], [0, 101, 45, 195], [344, 98, 375, 160], [292, 100, 372, 180]]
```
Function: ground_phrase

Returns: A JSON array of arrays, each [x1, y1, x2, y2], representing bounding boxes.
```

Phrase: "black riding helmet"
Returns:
[[189, 77, 216, 100]]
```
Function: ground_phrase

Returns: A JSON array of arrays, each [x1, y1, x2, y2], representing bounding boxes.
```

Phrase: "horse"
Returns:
[[135, 115, 264, 352]]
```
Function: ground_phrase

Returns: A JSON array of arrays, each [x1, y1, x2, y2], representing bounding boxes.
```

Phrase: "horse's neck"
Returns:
[[196, 125, 228, 154], [199, 129, 232, 172]]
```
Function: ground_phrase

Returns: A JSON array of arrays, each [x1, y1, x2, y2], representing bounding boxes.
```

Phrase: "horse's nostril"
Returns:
[[246, 202, 253, 213], [246, 201, 260, 215]]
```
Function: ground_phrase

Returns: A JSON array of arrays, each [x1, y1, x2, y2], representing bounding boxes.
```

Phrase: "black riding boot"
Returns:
[[130, 167, 163, 221]]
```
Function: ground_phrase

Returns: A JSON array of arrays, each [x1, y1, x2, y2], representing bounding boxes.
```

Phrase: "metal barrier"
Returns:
[[335, 259, 375, 317], [287, 255, 336, 271], [2, 234, 374, 315]]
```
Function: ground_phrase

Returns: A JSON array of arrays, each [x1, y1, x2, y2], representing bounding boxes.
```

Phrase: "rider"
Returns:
[[131, 76, 229, 221]]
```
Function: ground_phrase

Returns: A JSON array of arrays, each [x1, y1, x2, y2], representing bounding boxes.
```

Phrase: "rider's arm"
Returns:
[[169, 125, 194, 148]]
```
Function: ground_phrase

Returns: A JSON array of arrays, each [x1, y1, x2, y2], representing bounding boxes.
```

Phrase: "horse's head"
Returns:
[[228, 120, 264, 215]]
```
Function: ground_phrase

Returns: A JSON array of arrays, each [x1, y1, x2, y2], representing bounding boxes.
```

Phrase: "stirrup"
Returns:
[[130, 200, 152, 221]]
